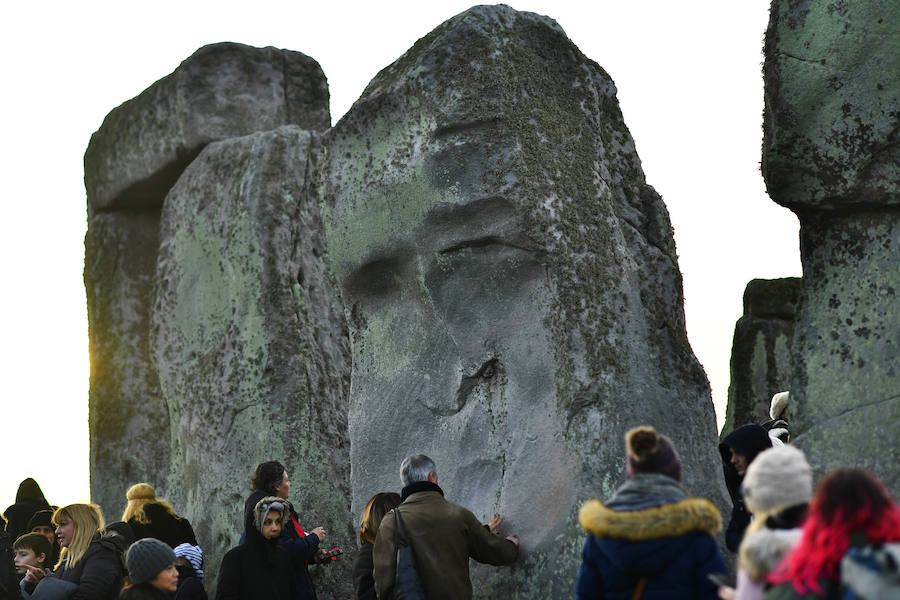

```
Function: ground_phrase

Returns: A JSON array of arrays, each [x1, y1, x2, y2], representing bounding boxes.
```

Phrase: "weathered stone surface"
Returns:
[[790, 212, 899, 492], [85, 211, 166, 515], [151, 126, 352, 597], [722, 278, 800, 435], [762, 0, 900, 210], [84, 42, 330, 214], [763, 1, 900, 498], [321, 6, 725, 596]]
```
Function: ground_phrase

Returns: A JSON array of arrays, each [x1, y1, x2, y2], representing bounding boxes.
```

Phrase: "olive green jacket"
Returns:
[[373, 491, 517, 600]]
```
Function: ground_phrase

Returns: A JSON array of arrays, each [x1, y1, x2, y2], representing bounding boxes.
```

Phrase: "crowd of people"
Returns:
[[1, 394, 897, 600]]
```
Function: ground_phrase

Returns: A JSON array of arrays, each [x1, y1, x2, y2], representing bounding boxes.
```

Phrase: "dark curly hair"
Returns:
[[250, 461, 286, 494]]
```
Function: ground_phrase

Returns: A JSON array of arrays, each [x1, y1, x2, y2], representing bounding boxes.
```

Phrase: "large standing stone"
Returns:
[[151, 126, 352, 596], [84, 211, 166, 515], [84, 42, 330, 213], [722, 278, 800, 435], [320, 6, 725, 596], [763, 0, 899, 493], [83, 42, 340, 596], [762, 1, 899, 210]]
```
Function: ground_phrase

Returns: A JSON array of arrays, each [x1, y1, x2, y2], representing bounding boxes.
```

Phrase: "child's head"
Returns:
[[14, 533, 51, 574], [173, 543, 204, 579]]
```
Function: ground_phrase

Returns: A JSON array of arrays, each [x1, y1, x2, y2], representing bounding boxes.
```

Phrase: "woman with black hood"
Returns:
[[216, 497, 298, 600], [719, 424, 773, 552], [243, 462, 325, 600], [3, 479, 51, 543]]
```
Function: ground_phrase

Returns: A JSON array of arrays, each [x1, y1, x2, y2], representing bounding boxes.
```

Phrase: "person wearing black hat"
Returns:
[[718, 424, 773, 552], [575, 426, 726, 599], [122, 538, 179, 600], [27, 510, 61, 568]]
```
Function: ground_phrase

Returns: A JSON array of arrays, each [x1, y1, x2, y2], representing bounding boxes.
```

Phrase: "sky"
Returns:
[[0, 1, 800, 511]]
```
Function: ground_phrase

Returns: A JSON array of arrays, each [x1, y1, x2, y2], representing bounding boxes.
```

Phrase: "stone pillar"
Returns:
[[84, 41, 337, 573], [722, 277, 800, 435], [763, 1, 899, 492]]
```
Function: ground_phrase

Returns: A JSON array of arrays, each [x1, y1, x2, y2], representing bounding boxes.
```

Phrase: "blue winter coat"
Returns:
[[575, 476, 726, 600]]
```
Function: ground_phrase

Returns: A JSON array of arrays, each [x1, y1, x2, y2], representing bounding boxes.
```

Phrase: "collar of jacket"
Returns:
[[401, 481, 444, 502], [578, 497, 721, 541]]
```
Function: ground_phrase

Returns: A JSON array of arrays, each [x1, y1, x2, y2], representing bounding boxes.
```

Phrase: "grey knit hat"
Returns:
[[741, 445, 812, 514], [127, 538, 175, 585]]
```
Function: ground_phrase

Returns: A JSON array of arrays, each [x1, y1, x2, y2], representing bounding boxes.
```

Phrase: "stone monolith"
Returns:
[[151, 126, 352, 596], [722, 278, 800, 435], [85, 42, 330, 213], [320, 6, 725, 596], [763, 0, 899, 492], [84, 42, 332, 521]]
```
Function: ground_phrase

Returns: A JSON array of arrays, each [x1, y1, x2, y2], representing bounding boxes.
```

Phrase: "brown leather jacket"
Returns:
[[373, 491, 517, 600]]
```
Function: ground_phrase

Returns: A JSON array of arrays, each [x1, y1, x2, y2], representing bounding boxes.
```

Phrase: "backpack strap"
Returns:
[[631, 576, 648, 600]]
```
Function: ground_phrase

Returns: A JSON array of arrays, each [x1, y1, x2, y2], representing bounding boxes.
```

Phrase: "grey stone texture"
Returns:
[[151, 126, 351, 596], [84, 211, 167, 515], [722, 278, 801, 436], [84, 42, 330, 213], [762, 0, 899, 210], [763, 0, 899, 495], [320, 6, 725, 596], [790, 212, 899, 491]]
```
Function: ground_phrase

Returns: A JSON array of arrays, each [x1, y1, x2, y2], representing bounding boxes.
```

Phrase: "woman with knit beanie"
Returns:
[[763, 469, 900, 599], [121, 538, 179, 599], [717, 446, 812, 600], [575, 426, 726, 599], [123, 484, 197, 549], [20, 503, 128, 600]]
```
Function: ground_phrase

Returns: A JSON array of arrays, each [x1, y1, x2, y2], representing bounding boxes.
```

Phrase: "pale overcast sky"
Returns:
[[0, 1, 799, 509]]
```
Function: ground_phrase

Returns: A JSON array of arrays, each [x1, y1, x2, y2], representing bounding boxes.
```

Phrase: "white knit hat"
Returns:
[[770, 391, 789, 421], [742, 445, 812, 514]]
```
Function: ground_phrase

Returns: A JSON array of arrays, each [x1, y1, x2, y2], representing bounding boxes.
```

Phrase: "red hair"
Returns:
[[768, 469, 900, 595]]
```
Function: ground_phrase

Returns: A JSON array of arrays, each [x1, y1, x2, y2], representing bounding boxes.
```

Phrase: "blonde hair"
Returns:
[[52, 504, 104, 570], [122, 483, 178, 524]]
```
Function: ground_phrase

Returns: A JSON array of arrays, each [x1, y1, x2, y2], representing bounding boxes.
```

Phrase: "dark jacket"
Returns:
[[351, 541, 375, 600], [120, 582, 172, 600], [1, 529, 23, 600], [373, 482, 518, 600], [575, 474, 727, 600], [719, 425, 772, 552], [128, 504, 197, 549], [173, 564, 206, 600], [44, 532, 127, 600], [242, 491, 319, 600], [216, 497, 298, 600]]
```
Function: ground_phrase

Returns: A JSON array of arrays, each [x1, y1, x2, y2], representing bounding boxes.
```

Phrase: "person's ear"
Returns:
[[37, 552, 47, 566], [427, 471, 438, 484]]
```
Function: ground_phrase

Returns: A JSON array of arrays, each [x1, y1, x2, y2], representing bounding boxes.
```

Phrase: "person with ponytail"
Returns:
[[21, 504, 127, 600], [575, 426, 726, 599], [764, 469, 900, 599]]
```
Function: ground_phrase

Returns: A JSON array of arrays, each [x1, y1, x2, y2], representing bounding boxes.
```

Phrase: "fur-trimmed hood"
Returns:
[[739, 528, 801, 581], [578, 496, 724, 581], [579, 497, 721, 541]]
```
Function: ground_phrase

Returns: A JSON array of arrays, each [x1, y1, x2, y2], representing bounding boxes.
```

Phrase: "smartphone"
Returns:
[[707, 572, 735, 588]]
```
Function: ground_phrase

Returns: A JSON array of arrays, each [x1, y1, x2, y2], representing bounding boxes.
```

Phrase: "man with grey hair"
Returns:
[[373, 454, 520, 600]]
